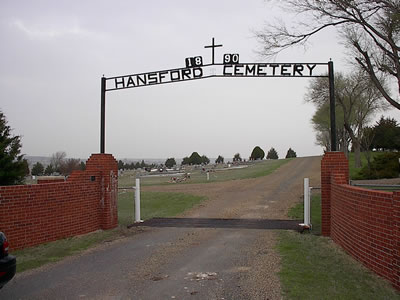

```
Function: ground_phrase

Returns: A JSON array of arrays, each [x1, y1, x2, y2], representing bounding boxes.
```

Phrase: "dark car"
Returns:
[[0, 232, 16, 289]]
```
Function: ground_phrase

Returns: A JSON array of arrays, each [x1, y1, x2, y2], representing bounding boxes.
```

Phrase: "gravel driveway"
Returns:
[[1, 156, 321, 299]]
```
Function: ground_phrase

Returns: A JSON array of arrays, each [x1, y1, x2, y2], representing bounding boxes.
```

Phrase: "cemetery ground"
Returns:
[[3, 157, 400, 299]]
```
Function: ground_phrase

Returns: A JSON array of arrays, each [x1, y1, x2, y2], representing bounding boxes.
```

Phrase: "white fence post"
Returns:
[[135, 178, 143, 223], [304, 178, 311, 227]]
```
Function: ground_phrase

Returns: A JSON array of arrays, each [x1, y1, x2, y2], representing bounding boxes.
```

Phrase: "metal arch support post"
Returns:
[[328, 61, 337, 151], [100, 77, 106, 154]]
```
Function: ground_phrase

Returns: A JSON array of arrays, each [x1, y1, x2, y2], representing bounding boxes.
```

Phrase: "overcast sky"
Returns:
[[1, 0, 399, 160]]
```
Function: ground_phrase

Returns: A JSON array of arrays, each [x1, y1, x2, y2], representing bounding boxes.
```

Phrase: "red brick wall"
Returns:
[[393, 192, 400, 290], [0, 154, 118, 250], [37, 177, 66, 184], [321, 152, 400, 290], [321, 152, 349, 236]]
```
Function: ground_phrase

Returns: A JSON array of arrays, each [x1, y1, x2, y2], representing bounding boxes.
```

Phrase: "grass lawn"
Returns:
[[118, 158, 292, 187], [118, 190, 206, 226], [287, 192, 322, 234], [279, 194, 400, 299], [13, 229, 118, 273], [348, 151, 382, 180]]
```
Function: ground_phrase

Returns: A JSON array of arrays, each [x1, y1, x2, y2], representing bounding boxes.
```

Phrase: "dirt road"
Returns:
[[1, 156, 321, 299]]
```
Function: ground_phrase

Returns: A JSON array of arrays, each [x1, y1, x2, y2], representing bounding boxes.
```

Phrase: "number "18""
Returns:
[[185, 56, 203, 68]]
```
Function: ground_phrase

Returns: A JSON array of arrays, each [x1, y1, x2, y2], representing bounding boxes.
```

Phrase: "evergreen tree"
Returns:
[[22, 159, 30, 176], [182, 157, 190, 165], [267, 147, 279, 159], [371, 116, 400, 151], [31, 162, 44, 176], [250, 146, 265, 160], [44, 164, 54, 175], [140, 160, 146, 168], [233, 153, 242, 162], [201, 155, 210, 165], [215, 155, 224, 164], [285, 148, 297, 158], [165, 157, 176, 168], [0, 111, 26, 185], [189, 152, 202, 165]]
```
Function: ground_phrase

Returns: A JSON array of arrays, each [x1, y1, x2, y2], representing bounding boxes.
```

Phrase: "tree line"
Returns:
[[162, 148, 297, 170], [118, 159, 157, 171], [31, 151, 85, 176], [249, 146, 297, 160]]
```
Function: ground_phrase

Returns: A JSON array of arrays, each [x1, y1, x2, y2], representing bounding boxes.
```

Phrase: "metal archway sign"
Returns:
[[100, 38, 336, 153]]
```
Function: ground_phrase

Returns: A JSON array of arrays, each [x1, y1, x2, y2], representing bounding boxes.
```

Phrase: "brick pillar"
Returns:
[[321, 152, 349, 236], [86, 154, 118, 229], [392, 191, 400, 290]]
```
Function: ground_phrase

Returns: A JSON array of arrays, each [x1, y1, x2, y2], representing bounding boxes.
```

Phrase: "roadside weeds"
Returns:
[[278, 194, 400, 299]]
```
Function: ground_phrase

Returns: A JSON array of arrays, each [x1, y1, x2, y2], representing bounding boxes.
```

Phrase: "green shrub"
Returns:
[[357, 152, 400, 179]]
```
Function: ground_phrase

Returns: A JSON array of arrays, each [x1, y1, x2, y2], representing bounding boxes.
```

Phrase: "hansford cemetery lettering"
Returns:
[[106, 63, 321, 91], [222, 63, 317, 77], [110, 67, 203, 90]]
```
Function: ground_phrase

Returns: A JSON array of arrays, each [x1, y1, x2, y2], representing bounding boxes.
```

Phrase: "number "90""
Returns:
[[223, 54, 239, 64]]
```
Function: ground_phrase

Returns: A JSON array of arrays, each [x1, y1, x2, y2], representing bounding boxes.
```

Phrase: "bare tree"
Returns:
[[306, 71, 388, 167], [310, 100, 351, 154], [360, 126, 375, 169], [50, 151, 66, 173], [60, 158, 81, 175], [256, 0, 400, 109]]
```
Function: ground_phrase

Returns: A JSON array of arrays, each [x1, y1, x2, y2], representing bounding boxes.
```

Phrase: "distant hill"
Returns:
[[25, 156, 85, 167], [118, 158, 225, 165], [25, 156, 170, 167], [25, 156, 52, 167], [25, 156, 230, 167]]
